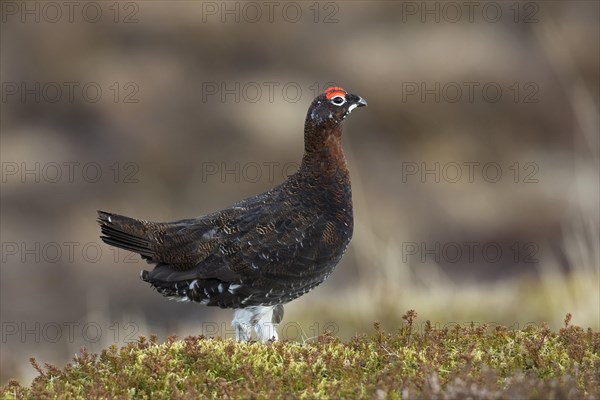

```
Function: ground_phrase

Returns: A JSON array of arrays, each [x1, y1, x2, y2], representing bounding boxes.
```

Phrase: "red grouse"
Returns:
[[98, 87, 367, 341]]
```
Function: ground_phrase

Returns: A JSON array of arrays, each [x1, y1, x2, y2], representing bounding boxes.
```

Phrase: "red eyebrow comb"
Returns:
[[325, 87, 347, 99]]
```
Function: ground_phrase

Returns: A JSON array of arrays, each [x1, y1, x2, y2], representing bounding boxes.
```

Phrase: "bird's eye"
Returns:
[[331, 96, 346, 105]]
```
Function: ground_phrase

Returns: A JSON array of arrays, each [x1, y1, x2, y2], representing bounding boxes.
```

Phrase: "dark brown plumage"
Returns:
[[98, 87, 367, 341]]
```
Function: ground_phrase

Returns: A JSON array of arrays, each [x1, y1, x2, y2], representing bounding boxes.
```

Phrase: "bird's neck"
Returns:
[[300, 122, 349, 179]]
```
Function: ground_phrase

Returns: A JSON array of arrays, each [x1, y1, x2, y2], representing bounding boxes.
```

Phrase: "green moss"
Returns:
[[2, 312, 598, 399]]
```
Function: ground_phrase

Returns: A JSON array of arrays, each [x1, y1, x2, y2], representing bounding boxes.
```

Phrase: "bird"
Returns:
[[97, 87, 367, 342]]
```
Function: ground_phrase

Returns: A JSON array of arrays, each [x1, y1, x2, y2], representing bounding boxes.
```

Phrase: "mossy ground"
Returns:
[[2, 312, 598, 399]]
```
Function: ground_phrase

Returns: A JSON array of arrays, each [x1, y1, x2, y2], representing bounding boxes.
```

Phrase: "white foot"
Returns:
[[232, 305, 283, 342]]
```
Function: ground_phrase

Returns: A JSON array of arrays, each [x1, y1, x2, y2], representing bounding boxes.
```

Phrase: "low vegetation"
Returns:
[[2, 312, 598, 399]]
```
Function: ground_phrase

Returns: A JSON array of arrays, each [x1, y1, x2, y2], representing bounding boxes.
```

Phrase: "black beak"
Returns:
[[348, 93, 367, 107], [341, 93, 367, 120]]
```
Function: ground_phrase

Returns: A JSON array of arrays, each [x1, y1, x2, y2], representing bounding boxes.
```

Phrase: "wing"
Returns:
[[98, 186, 351, 307]]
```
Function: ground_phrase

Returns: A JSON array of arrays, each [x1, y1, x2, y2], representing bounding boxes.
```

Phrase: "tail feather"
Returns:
[[97, 210, 219, 275], [97, 210, 155, 260]]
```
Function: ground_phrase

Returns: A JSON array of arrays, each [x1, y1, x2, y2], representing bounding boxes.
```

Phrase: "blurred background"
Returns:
[[1, 0, 598, 386]]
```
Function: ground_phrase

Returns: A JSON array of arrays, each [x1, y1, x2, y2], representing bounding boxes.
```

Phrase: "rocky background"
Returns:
[[1, 1, 598, 385]]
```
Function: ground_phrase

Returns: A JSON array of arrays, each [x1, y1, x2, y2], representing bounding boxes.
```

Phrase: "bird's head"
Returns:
[[307, 87, 368, 128]]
